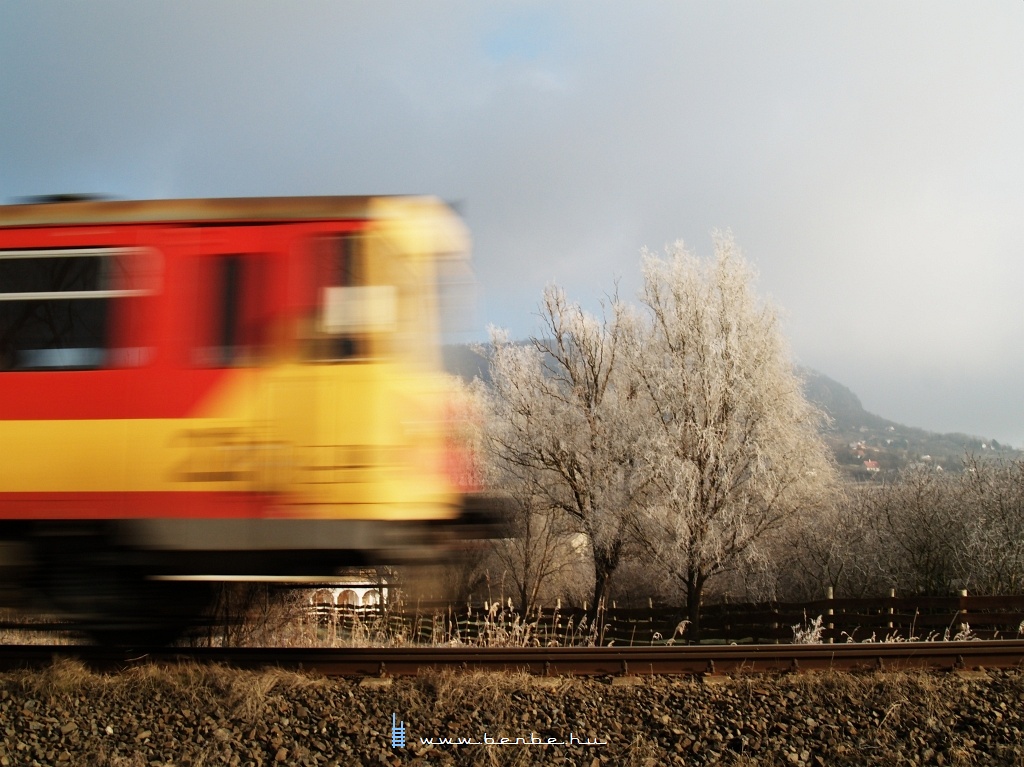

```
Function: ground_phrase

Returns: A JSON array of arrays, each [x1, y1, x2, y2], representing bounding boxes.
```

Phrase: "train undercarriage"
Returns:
[[0, 497, 497, 645]]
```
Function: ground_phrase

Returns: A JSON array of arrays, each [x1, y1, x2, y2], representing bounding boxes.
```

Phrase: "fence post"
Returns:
[[959, 589, 969, 638], [888, 588, 895, 634], [826, 586, 834, 644]]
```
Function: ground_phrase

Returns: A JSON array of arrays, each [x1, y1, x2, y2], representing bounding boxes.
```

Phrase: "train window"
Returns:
[[0, 248, 157, 371], [321, 285, 397, 335], [216, 255, 243, 366], [308, 235, 396, 361], [195, 254, 269, 367]]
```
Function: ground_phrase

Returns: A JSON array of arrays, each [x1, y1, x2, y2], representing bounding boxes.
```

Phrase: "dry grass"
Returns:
[[10, 656, 336, 726], [214, 665, 332, 723], [422, 667, 546, 710]]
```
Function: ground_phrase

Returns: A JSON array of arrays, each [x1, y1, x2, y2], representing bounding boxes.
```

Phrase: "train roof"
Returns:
[[0, 195, 457, 228]]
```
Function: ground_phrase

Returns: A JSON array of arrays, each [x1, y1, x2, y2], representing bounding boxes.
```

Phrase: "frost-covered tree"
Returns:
[[482, 236, 838, 630], [448, 374, 582, 613], [864, 466, 964, 595], [482, 288, 650, 616], [488, 488, 581, 614], [815, 457, 1024, 598], [774, 486, 888, 600], [632, 235, 837, 638], [957, 457, 1024, 594]]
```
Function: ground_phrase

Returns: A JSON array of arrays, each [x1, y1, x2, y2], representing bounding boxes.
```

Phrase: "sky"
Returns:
[[2, 3, 1023, 446]]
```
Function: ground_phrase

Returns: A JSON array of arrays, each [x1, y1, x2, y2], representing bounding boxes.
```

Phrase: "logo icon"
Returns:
[[390, 713, 406, 748]]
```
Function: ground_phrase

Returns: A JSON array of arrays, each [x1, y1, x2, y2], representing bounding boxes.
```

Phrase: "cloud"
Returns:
[[2, 1, 1023, 443]]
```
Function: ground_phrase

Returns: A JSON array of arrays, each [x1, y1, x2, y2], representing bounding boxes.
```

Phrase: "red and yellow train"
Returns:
[[0, 195, 486, 640]]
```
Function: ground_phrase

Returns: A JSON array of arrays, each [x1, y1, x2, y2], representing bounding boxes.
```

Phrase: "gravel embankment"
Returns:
[[0, 660, 1021, 766]]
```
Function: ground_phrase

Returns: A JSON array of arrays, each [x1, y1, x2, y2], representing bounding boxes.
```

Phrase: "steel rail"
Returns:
[[0, 641, 1022, 677]]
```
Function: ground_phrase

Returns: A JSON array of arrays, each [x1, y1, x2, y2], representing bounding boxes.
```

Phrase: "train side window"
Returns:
[[196, 254, 269, 367], [319, 236, 358, 360], [309, 235, 396, 361], [216, 255, 242, 366], [0, 248, 158, 371]]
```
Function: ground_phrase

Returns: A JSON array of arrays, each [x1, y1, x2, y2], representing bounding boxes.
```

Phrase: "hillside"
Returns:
[[444, 344, 1020, 479], [799, 368, 1021, 479]]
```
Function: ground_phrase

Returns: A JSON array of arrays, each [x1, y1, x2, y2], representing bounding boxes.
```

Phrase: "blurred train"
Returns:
[[0, 195, 489, 641]]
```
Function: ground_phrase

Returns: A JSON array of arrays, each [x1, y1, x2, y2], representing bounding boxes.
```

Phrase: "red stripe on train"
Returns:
[[0, 368, 232, 420], [0, 491, 276, 519]]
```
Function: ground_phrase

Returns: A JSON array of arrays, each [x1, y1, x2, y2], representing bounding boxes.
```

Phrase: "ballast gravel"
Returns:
[[0, 660, 1021, 766]]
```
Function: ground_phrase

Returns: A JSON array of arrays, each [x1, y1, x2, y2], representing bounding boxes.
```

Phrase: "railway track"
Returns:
[[1, 641, 1023, 677]]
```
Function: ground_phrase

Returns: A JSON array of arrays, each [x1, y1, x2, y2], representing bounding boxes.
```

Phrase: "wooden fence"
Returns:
[[309, 593, 1024, 645], [696, 593, 1024, 643]]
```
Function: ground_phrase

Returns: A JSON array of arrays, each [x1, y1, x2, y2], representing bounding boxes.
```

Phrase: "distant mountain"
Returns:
[[444, 344, 1020, 479], [442, 344, 490, 384], [798, 368, 893, 433], [798, 368, 1020, 479]]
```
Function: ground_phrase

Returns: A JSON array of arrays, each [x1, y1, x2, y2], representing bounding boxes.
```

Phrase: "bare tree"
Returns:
[[631, 235, 838, 638], [819, 457, 1024, 599], [956, 457, 1024, 594], [774, 485, 888, 601], [489, 489, 581, 614], [482, 288, 651, 616], [865, 466, 964, 595], [201, 584, 309, 647], [454, 376, 575, 612]]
